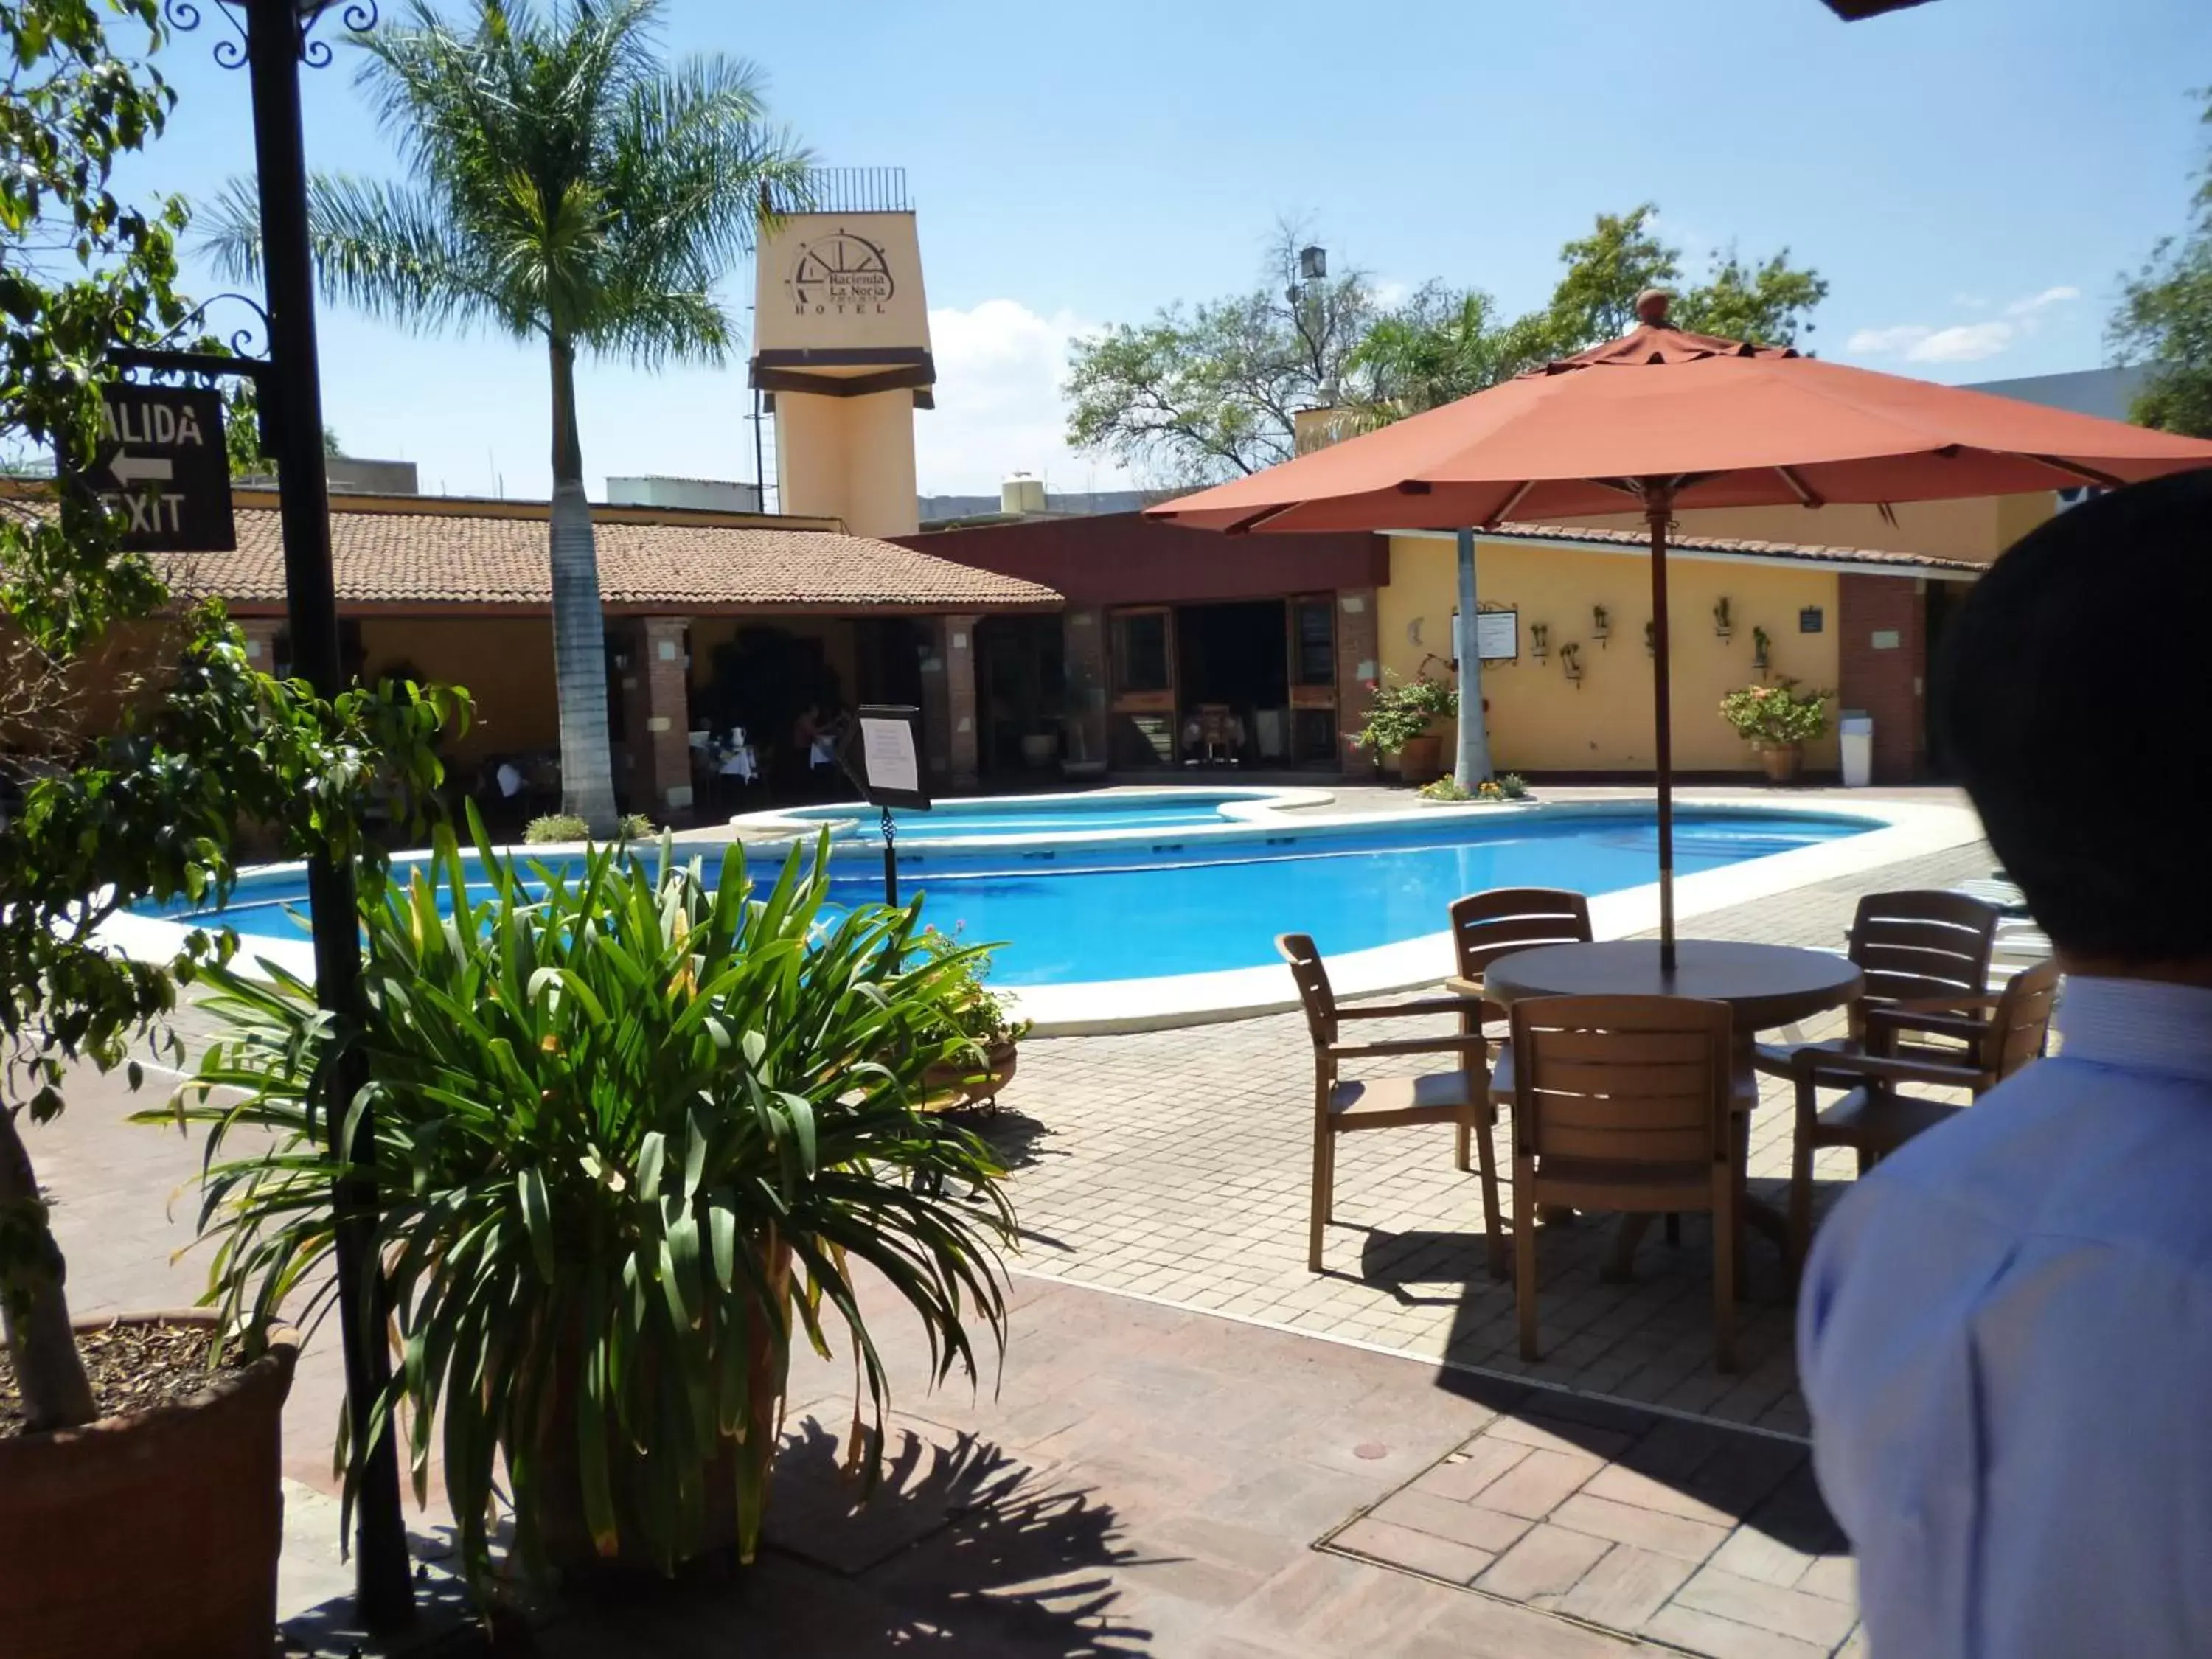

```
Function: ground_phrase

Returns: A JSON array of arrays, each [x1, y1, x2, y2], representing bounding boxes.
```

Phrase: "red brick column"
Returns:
[[638, 616, 695, 814], [1836, 574, 1927, 783], [940, 613, 980, 791], [1335, 588, 1380, 778]]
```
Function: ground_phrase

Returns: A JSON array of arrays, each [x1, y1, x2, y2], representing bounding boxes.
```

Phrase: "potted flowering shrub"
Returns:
[[1350, 671, 1458, 784], [1719, 678, 1833, 783], [164, 825, 1015, 1597], [914, 928, 1032, 1111]]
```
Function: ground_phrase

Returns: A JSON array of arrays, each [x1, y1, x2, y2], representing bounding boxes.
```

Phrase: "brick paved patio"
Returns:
[[24, 796, 1994, 1657]]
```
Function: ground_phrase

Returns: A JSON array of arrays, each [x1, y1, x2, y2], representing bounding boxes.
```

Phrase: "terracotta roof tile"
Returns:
[[170, 506, 1062, 611], [1484, 521, 1986, 572]]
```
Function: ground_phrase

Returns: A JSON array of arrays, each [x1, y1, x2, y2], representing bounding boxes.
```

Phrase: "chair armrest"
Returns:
[[1865, 1006, 1990, 1036], [1882, 992, 2004, 1015], [1791, 1046, 1985, 1090], [1329, 1033, 1491, 1061], [1336, 995, 1484, 1020]]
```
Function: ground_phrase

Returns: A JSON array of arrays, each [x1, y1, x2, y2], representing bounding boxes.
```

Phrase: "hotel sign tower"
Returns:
[[750, 168, 934, 538]]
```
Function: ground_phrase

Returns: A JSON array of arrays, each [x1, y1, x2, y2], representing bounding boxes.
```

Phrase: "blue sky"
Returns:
[[119, 0, 2211, 500]]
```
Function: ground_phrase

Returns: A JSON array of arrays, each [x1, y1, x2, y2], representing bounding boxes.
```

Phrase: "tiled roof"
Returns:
[[1483, 521, 1986, 573], [170, 504, 1062, 611]]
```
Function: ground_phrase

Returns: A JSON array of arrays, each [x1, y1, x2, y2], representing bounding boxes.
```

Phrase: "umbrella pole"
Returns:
[[1646, 487, 1677, 970]]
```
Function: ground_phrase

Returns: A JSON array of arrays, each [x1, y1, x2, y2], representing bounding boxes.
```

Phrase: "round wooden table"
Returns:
[[1479, 939, 1863, 1034], [1475, 939, 1863, 1275]]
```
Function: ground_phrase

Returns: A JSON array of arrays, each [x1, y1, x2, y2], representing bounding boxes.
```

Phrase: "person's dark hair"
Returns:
[[1932, 467, 2212, 961]]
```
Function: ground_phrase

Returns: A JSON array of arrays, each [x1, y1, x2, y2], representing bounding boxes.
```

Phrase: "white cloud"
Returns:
[[914, 299, 1132, 496], [2006, 285, 2081, 317], [1903, 322, 2017, 363], [1846, 285, 2081, 366], [1847, 324, 1933, 355]]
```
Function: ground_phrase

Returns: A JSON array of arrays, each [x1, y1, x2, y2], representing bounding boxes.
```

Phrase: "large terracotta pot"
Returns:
[[0, 1312, 299, 1659], [1397, 734, 1444, 784], [530, 1237, 793, 1582], [1759, 741, 1805, 784], [923, 1038, 1020, 1112]]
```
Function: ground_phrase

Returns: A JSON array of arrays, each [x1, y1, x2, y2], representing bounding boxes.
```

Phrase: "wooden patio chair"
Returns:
[[1511, 995, 1739, 1371], [1787, 956, 2061, 1268], [1753, 890, 2001, 1080], [1278, 933, 1492, 1276], [1447, 887, 1594, 1101]]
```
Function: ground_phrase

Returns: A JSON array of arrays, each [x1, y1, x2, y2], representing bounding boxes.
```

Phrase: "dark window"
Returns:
[[1292, 598, 1335, 686], [1111, 611, 1171, 695]]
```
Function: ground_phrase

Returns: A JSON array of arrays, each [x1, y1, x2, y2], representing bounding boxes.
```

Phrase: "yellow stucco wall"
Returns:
[[1557, 492, 2055, 566], [358, 616, 557, 763], [773, 389, 922, 538], [1380, 536, 1842, 774]]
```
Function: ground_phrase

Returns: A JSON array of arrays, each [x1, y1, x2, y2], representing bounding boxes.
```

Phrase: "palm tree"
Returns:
[[209, 0, 808, 835]]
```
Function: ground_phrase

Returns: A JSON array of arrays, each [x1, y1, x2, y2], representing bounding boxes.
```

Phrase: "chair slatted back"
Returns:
[[1974, 958, 2062, 1082], [1277, 933, 1338, 1048], [1511, 995, 1733, 1169], [1450, 889, 1593, 1032], [1848, 891, 2000, 1009]]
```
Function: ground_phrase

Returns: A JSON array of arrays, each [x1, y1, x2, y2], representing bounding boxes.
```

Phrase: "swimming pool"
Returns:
[[135, 804, 1874, 989]]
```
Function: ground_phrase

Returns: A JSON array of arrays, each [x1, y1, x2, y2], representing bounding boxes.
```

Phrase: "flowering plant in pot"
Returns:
[[1349, 671, 1458, 783], [165, 820, 1017, 1596], [911, 927, 1032, 1111], [1718, 678, 1832, 783]]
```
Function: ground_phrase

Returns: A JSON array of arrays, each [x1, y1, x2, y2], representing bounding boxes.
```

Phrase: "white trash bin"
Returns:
[[1840, 711, 1874, 788]]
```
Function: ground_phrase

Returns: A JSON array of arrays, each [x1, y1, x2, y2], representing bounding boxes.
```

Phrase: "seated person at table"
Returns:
[[1799, 469, 2212, 1659]]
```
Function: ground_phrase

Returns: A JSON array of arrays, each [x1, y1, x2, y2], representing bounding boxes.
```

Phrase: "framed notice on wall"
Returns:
[[1451, 608, 1520, 662]]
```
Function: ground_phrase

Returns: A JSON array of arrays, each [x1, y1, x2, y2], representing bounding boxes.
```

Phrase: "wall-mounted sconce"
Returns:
[[1592, 605, 1611, 648], [1752, 625, 1772, 675], [1531, 622, 1550, 664], [1712, 596, 1735, 641], [1560, 642, 1584, 688]]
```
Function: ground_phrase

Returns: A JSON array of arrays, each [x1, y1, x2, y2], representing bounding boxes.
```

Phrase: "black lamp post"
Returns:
[[165, 0, 415, 1630]]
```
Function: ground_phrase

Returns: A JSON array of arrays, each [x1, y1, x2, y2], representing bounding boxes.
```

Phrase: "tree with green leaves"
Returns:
[[1067, 206, 1827, 483], [1, 0, 466, 1436], [207, 0, 809, 835], [1065, 221, 1375, 484], [2110, 88, 2212, 438]]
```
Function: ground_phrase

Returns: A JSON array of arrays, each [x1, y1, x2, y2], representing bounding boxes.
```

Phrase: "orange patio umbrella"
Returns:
[[1148, 292, 2212, 964]]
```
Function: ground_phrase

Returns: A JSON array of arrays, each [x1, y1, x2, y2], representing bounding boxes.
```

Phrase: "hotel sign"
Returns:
[[751, 210, 935, 397], [79, 383, 235, 552], [787, 230, 895, 315]]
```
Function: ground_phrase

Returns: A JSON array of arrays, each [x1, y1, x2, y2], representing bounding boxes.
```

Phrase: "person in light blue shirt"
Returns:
[[1800, 468, 2212, 1659]]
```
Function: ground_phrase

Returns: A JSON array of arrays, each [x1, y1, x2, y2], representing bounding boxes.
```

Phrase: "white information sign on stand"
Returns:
[[855, 703, 929, 810]]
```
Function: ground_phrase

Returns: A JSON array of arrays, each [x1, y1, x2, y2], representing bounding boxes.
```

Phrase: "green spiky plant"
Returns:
[[154, 821, 1015, 1590], [205, 0, 810, 836]]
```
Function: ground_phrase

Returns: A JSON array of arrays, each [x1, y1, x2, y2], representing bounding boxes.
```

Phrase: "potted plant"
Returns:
[[164, 823, 1018, 1599], [1349, 670, 1458, 784], [913, 928, 1032, 1110], [1719, 677, 1833, 783], [0, 622, 465, 1658]]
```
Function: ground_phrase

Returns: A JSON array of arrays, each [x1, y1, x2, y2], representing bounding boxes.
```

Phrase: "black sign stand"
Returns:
[[851, 703, 929, 908]]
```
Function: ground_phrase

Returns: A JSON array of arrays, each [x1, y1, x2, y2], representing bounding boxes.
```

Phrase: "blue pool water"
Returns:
[[145, 807, 1871, 986], [772, 790, 1268, 842]]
